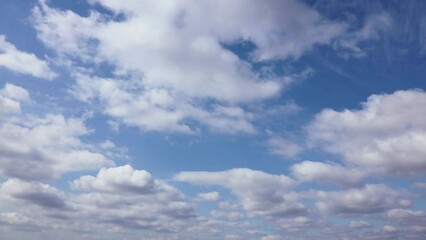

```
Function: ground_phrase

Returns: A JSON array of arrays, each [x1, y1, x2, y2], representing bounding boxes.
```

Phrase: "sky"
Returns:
[[1, 0, 426, 239]]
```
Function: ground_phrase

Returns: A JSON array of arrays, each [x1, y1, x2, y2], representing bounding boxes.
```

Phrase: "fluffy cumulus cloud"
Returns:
[[0, 35, 56, 80], [70, 165, 195, 231], [291, 161, 367, 186], [71, 74, 257, 133], [315, 184, 411, 214], [307, 89, 426, 176], [175, 168, 305, 218], [72, 164, 155, 194], [0, 114, 114, 180], [0, 83, 30, 114], [0, 178, 68, 210], [0, 165, 197, 238], [30, 0, 348, 133], [0, 84, 114, 180]]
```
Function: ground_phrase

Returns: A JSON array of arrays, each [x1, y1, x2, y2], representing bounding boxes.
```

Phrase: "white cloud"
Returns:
[[0, 212, 34, 226], [383, 225, 398, 233], [348, 221, 371, 229], [386, 209, 426, 219], [70, 165, 195, 233], [210, 210, 244, 220], [278, 216, 313, 231], [261, 235, 282, 240], [0, 94, 20, 114], [33, 0, 283, 101], [266, 137, 303, 158], [218, 201, 240, 211], [291, 161, 367, 186], [71, 73, 257, 133], [99, 140, 115, 149], [69, 0, 346, 61], [308, 89, 426, 176], [72, 165, 157, 194], [0, 112, 114, 180], [0, 35, 56, 80], [336, 12, 392, 58], [0, 83, 29, 114], [315, 184, 411, 214], [0, 178, 68, 210], [31, 0, 349, 133], [175, 168, 304, 218], [0, 165, 196, 235], [1, 83, 31, 102], [195, 192, 220, 202], [1, 85, 113, 180]]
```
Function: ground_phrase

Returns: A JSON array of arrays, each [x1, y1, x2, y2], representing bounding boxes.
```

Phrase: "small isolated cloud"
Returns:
[[175, 168, 304, 218], [99, 140, 115, 149], [72, 165, 156, 194], [348, 221, 371, 229], [195, 192, 220, 202], [266, 137, 303, 159], [0, 35, 56, 80], [383, 225, 398, 233], [307, 89, 426, 177], [0, 83, 30, 114]]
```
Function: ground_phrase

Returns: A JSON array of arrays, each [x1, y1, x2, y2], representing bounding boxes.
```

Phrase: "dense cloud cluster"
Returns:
[[30, 0, 358, 134]]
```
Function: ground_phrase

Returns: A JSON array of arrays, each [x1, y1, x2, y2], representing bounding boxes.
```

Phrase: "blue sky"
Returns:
[[1, 0, 426, 239]]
